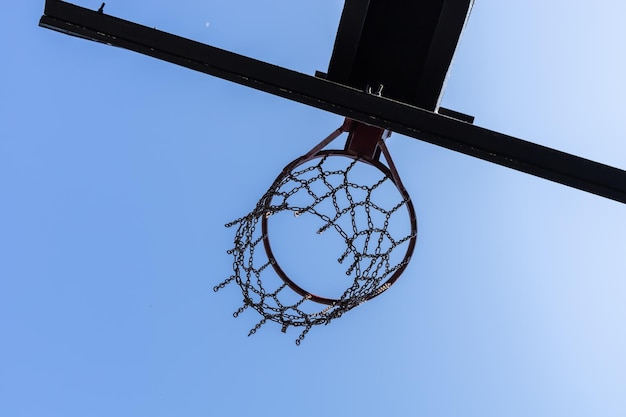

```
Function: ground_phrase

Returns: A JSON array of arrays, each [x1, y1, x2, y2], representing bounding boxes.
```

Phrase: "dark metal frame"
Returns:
[[327, 0, 473, 110], [39, 0, 626, 204]]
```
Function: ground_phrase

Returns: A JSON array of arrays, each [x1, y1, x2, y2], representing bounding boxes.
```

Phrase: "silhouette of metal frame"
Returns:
[[39, 0, 626, 204]]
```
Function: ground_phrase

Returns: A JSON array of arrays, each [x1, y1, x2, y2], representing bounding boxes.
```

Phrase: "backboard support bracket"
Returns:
[[38, 0, 626, 205]]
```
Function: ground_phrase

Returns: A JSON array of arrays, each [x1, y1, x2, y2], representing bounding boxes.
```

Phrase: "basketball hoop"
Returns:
[[214, 119, 417, 344]]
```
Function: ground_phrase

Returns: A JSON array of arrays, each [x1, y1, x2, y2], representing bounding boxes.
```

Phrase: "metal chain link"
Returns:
[[215, 150, 416, 344]]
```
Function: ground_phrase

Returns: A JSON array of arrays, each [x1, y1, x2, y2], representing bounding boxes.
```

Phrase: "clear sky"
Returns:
[[3, 1, 626, 416]]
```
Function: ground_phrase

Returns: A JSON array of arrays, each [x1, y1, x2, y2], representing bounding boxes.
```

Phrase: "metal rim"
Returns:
[[261, 149, 417, 306]]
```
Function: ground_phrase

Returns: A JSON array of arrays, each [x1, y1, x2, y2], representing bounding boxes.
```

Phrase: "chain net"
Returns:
[[214, 149, 416, 344]]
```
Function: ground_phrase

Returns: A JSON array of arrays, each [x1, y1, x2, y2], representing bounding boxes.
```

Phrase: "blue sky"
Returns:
[[3, 1, 626, 416]]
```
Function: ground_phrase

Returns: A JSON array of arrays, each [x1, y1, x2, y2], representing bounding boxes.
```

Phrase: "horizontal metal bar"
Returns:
[[40, 0, 626, 204]]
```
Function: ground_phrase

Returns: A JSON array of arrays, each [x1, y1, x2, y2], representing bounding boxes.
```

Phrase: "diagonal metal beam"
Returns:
[[39, 0, 626, 204]]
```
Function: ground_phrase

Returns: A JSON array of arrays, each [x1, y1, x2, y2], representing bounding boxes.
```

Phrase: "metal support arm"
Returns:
[[39, 0, 626, 204]]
